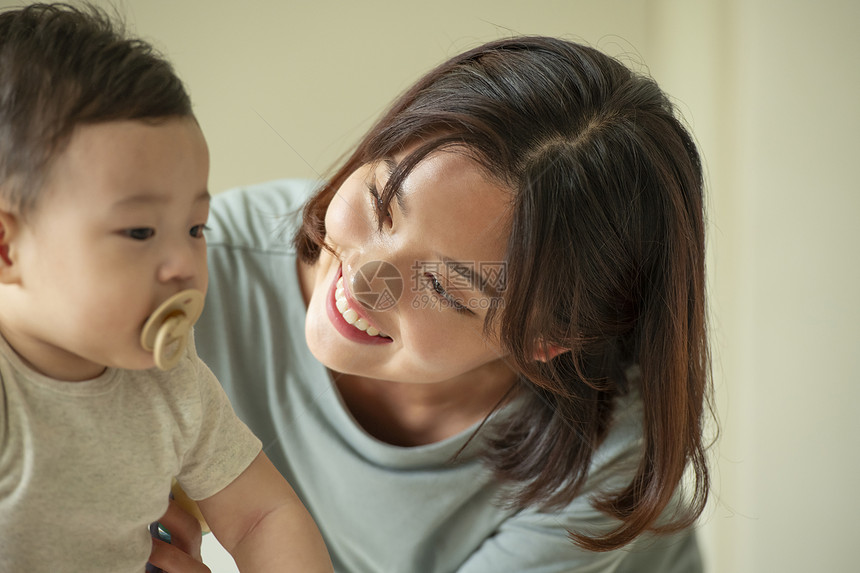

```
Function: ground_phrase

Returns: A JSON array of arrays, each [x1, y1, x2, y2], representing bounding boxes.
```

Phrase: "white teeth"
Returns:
[[334, 275, 387, 338], [342, 308, 359, 324]]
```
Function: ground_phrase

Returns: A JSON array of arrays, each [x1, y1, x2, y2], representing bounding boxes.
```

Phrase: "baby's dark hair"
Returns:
[[0, 2, 192, 215]]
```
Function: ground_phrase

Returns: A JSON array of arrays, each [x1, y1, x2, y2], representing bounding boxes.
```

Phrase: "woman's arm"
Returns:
[[196, 451, 333, 573]]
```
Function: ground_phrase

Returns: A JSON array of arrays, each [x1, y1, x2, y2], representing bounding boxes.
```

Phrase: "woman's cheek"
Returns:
[[401, 309, 460, 365], [325, 190, 362, 245]]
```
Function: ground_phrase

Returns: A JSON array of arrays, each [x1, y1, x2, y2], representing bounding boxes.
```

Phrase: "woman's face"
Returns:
[[304, 149, 513, 384]]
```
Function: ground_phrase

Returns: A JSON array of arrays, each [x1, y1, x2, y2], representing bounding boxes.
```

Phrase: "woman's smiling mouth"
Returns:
[[325, 266, 392, 344]]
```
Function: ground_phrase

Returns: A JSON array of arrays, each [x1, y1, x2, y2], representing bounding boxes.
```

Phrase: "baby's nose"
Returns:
[[159, 241, 199, 278]]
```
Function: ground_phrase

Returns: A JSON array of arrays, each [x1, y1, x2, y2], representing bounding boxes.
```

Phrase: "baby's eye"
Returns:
[[189, 224, 209, 238], [123, 228, 155, 241]]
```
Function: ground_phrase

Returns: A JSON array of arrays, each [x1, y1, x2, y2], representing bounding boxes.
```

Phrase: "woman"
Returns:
[[153, 36, 711, 572]]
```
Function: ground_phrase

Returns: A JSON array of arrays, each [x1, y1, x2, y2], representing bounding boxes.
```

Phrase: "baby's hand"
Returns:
[[148, 498, 211, 573]]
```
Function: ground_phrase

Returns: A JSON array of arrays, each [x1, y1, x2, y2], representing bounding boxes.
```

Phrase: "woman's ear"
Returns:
[[0, 210, 21, 283], [533, 341, 569, 363]]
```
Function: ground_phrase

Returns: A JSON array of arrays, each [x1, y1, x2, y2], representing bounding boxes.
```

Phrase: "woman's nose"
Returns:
[[349, 259, 405, 313]]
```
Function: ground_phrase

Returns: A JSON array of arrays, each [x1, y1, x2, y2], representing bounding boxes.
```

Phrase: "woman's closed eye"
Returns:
[[426, 273, 472, 315], [366, 181, 393, 227]]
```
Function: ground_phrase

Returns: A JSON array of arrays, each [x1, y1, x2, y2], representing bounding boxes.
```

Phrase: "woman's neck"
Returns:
[[334, 359, 517, 447]]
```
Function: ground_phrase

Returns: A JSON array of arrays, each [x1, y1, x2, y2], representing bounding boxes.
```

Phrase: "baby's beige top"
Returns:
[[0, 331, 261, 572]]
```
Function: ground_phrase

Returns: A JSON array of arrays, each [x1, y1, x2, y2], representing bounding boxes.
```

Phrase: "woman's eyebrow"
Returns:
[[381, 157, 408, 215], [439, 256, 503, 298], [382, 157, 397, 175]]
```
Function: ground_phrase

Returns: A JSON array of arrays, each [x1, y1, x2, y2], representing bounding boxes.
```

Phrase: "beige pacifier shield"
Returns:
[[171, 479, 210, 533], [140, 290, 205, 371]]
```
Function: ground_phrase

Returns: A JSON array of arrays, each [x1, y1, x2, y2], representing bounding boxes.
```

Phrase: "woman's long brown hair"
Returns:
[[295, 36, 712, 552]]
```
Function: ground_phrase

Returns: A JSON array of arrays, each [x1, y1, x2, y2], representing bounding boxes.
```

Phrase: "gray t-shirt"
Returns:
[[196, 179, 702, 573], [0, 334, 261, 573]]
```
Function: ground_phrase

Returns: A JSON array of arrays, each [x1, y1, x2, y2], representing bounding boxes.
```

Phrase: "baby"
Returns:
[[0, 4, 331, 572]]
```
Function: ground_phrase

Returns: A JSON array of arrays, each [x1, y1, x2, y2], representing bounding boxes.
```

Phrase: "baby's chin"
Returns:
[[103, 347, 159, 372]]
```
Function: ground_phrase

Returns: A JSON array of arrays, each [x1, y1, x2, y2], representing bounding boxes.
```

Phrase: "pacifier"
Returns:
[[140, 289, 205, 371], [171, 479, 211, 533]]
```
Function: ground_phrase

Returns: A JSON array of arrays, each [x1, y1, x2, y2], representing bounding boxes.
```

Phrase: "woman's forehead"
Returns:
[[395, 150, 511, 261]]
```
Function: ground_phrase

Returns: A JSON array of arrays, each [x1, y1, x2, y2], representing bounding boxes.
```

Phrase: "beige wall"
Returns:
[[648, 1, 860, 571], [6, 0, 857, 571], [115, 0, 652, 194]]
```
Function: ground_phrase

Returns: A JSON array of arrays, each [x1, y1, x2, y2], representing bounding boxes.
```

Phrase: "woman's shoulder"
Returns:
[[207, 178, 320, 252]]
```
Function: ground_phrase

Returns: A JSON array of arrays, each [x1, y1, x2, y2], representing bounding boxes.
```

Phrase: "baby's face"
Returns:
[[5, 118, 210, 380]]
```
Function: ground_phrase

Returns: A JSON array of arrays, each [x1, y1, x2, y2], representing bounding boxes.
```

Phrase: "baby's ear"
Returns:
[[0, 210, 20, 284]]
